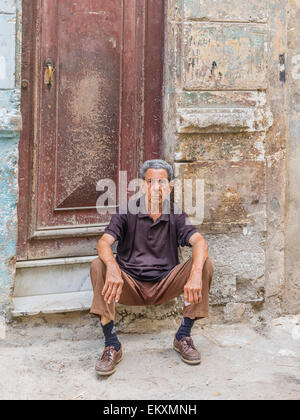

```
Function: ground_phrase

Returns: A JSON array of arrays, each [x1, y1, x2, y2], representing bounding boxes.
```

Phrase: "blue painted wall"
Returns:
[[0, 0, 21, 315], [0, 135, 19, 308]]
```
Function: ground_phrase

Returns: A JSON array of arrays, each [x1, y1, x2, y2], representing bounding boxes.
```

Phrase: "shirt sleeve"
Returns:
[[104, 208, 127, 242], [175, 211, 198, 247]]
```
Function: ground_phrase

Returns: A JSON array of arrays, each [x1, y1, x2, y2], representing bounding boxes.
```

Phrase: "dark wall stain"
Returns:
[[279, 54, 286, 83], [211, 61, 217, 75]]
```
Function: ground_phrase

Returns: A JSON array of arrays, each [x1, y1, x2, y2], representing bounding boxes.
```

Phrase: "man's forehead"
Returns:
[[145, 168, 169, 179]]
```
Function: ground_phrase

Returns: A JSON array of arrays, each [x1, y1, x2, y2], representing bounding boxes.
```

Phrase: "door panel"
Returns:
[[18, 0, 164, 260], [54, 1, 122, 210], [40, 0, 122, 224]]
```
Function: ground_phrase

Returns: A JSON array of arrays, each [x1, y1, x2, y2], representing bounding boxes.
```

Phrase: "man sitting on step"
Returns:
[[90, 159, 214, 376]]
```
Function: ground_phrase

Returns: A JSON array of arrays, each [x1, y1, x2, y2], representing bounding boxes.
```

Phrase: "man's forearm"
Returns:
[[191, 238, 208, 274], [184, 236, 208, 302], [97, 240, 121, 274]]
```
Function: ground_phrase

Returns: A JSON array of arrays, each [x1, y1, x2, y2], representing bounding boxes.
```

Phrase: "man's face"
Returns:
[[143, 168, 173, 212]]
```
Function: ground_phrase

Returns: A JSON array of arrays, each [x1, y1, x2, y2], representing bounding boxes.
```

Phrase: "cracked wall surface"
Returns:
[[284, 0, 300, 313], [163, 0, 291, 320]]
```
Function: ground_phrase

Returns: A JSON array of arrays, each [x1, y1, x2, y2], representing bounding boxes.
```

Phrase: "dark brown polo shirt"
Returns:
[[104, 195, 198, 282]]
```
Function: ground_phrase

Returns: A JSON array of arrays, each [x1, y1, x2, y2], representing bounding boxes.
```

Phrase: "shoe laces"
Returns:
[[101, 346, 115, 362], [181, 336, 195, 350]]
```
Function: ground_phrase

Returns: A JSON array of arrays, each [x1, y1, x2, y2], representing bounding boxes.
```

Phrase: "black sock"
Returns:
[[101, 320, 121, 351], [176, 317, 195, 341]]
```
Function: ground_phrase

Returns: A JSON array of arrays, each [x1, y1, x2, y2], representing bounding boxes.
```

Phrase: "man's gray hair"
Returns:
[[140, 159, 174, 182]]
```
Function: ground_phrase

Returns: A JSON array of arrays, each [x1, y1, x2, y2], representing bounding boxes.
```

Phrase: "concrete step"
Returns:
[[13, 256, 97, 317], [12, 290, 93, 317]]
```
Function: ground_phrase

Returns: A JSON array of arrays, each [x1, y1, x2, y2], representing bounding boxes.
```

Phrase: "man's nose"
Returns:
[[151, 181, 161, 190], [153, 187, 163, 195]]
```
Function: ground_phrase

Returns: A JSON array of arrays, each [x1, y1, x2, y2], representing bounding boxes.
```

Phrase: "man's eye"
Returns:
[[147, 179, 167, 185]]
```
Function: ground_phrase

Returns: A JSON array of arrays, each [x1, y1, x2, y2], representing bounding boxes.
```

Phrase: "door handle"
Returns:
[[44, 59, 54, 87]]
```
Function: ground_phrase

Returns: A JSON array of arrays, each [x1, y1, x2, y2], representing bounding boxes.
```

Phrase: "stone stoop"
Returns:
[[12, 256, 97, 317], [12, 256, 187, 324]]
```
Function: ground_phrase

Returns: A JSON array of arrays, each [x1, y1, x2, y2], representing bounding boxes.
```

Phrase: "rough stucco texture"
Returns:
[[164, 0, 288, 319], [284, 0, 300, 313]]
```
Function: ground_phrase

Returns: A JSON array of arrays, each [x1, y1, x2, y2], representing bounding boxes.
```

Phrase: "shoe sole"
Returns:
[[95, 355, 123, 376], [173, 345, 201, 365]]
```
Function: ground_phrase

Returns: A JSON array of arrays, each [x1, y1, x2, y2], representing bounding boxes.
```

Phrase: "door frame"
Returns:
[[18, 0, 165, 260]]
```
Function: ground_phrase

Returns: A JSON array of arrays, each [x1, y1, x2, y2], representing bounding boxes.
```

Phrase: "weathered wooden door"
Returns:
[[18, 0, 164, 260]]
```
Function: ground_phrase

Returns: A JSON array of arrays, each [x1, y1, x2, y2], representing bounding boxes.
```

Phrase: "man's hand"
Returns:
[[102, 263, 124, 304], [184, 273, 203, 305]]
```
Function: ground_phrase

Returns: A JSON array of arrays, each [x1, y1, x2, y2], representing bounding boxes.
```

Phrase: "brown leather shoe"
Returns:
[[95, 345, 123, 376], [173, 336, 201, 365]]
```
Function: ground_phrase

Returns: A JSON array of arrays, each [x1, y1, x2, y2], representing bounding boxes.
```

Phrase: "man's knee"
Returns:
[[91, 256, 106, 273], [203, 257, 214, 288], [90, 257, 106, 288], [205, 257, 214, 275]]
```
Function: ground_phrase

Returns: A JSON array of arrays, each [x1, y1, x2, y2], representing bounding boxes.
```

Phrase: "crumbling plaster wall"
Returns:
[[0, 0, 21, 316], [163, 0, 289, 320], [284, 0, 300, 313]]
